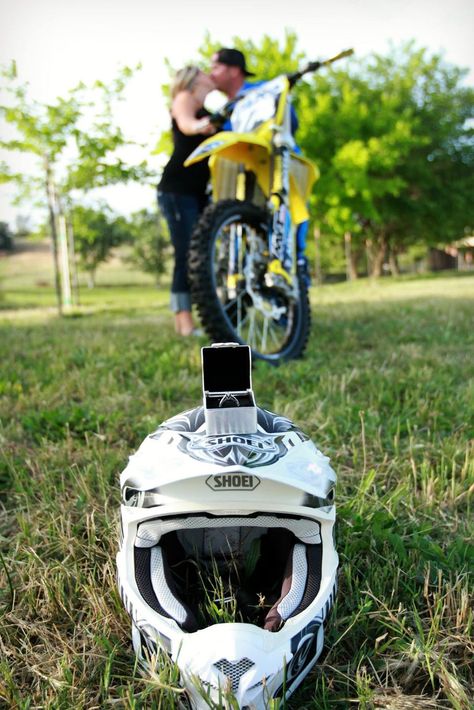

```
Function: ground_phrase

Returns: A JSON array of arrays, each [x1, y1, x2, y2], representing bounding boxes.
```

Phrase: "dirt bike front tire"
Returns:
[[188, 199, 311, 363]]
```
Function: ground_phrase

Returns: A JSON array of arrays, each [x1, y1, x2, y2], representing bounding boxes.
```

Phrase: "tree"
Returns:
[[196, 30, 306, 79], [296, 44, 474, 276], [71, 204, 129, 288], [0, 62, 150, 310], [123, 209, 170, 286]]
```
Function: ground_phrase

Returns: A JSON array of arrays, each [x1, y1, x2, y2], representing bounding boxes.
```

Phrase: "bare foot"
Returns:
[[175, 310, 195, 336]]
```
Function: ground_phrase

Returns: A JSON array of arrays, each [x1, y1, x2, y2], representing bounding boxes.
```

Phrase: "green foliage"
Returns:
[[1, 64, 82, 164], [123, 208, 171, 284], [196, 29, 305, 79], [71, 204, 130, 284], [1, 63, 154, 306], [0, 63, 150, 204], [296, 43, 474, 273], [151, 127, 172, 157]]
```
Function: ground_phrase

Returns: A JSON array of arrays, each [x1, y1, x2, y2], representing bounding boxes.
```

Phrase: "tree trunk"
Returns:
[[370, 235, 387, 278], [344, 232, 358, 280], [66, 215, 80, 306], [87, 270, 96, 289], [58, 212, 72, 309], [365, 239, 373, 276], [44, 155, 62, 314], [388, 246, 400, 276]]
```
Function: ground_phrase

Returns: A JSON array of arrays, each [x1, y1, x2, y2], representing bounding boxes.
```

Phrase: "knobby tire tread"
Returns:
[[188, 199, 311, 362]]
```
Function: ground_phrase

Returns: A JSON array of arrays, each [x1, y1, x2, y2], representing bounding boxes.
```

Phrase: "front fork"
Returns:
[[268, 145, 294, 284]]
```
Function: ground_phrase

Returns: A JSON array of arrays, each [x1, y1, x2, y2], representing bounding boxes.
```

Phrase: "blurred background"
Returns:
[[1, 0, 473, 289]]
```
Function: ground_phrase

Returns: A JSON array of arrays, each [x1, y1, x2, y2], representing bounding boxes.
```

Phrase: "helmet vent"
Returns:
[[213, 657, 254, 693]]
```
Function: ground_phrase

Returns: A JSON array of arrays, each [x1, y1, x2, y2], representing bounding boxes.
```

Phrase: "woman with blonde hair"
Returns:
[[157, 66, 216, 336]]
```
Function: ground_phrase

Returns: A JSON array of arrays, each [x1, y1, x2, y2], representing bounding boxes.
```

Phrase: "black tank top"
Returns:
[[158, 108, 210, 197]]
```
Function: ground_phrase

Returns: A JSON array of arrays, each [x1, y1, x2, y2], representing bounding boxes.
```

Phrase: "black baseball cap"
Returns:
[[213, 48, 255, 76]]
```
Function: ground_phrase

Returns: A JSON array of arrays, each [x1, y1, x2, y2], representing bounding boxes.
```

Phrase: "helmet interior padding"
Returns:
[[264, 543, 322, 631], [134, 545, 198, 631], [133, 515, 322, 633]]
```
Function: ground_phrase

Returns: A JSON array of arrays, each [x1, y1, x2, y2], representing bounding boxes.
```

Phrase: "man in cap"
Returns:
[[210, 48, 255, 100], [210, 47, 298, 132], [210, 47, 308, 280]]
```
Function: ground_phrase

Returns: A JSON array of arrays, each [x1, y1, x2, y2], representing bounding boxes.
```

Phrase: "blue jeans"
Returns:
[[157, 190, 208, 312]]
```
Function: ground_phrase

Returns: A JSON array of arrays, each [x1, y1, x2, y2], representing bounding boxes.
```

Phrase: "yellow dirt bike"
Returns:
[[185, 50, 353, 363]]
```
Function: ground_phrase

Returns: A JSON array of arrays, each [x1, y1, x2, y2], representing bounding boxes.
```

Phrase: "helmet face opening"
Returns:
[[132, 514, 323, 634], [117, 344, 338, 709]]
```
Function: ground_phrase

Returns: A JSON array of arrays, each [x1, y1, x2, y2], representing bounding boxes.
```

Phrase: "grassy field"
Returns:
[[0, 249, 473, 709]]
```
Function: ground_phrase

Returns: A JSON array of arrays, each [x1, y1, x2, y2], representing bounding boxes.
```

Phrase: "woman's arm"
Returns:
[[172, 91, 215, 136]]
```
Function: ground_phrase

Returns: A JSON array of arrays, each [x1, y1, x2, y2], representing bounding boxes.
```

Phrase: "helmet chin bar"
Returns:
[[202, 343, 258, 435]]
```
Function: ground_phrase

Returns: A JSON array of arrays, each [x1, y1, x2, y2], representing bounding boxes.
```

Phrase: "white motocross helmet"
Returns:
[[117, 344, 338, 709]]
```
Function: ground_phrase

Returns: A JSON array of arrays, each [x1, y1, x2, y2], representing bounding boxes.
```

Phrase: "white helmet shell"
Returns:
[[117, 346, 338, 708]]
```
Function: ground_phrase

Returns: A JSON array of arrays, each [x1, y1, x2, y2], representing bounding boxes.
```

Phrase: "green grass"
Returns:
[[0, 249, 473, 709]]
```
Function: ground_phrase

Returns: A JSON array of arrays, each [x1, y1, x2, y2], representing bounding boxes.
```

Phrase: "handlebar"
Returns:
[[287, 48, 354, 87], [208, 108, 232, 129], [207, 48, 354, 127]]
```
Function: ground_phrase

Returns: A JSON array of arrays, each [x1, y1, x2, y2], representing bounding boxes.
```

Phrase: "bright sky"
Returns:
[[1, 0, 473, 228]]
